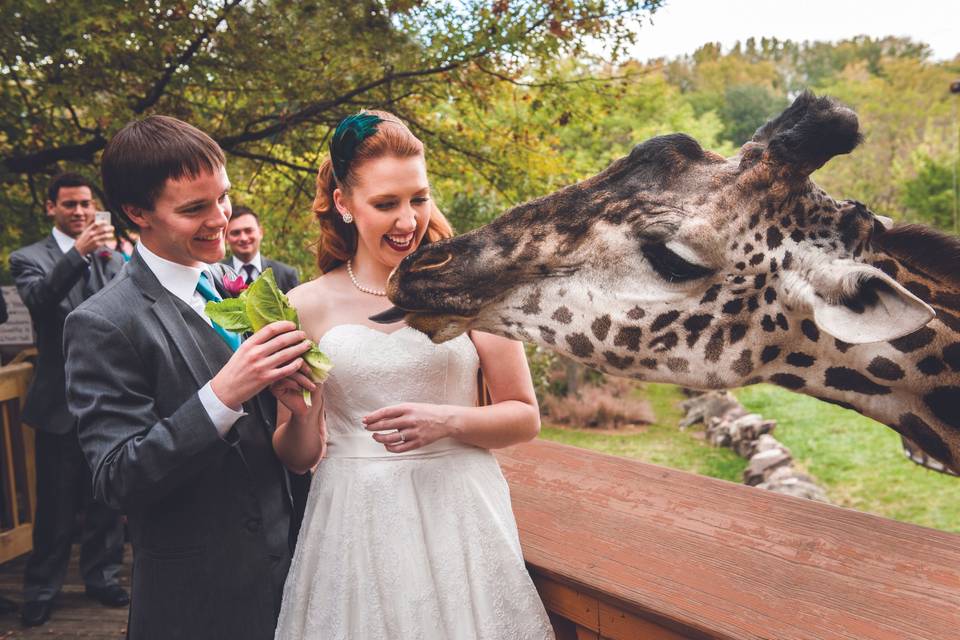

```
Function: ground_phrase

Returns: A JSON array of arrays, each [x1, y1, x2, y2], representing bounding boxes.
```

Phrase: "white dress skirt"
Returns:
[[274, 324, 555, 640]]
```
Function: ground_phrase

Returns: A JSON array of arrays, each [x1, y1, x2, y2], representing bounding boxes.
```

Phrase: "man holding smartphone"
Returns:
[[9, 172, 128, 627]]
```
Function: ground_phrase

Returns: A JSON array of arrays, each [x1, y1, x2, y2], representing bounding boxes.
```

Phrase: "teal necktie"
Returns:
[[196, 272, 242, 351]]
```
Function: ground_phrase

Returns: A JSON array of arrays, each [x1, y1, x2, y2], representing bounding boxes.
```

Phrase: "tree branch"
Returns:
[[225, 147, 316, 174]]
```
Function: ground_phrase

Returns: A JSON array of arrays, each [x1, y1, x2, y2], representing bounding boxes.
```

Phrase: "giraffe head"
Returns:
[[380, 92, 960, 470]]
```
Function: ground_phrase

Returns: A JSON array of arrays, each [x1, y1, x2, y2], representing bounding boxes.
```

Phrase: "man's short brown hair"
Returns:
[[101, 115, 225, 229]]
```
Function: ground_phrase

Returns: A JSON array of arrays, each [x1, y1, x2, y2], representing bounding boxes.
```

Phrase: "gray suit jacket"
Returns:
[[223, 257, 299, 293], [64, 252, 293, 640], [10, 235, 123, 433]]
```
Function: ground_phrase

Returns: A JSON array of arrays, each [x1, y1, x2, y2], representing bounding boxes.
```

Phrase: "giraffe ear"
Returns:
[[806, 264, 934, 343]]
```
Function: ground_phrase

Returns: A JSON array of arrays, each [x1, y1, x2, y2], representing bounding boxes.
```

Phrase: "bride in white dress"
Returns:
[[271, 111, 554, 640]]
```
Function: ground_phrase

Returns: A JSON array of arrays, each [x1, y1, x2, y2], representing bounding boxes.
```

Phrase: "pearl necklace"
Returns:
[[346, 259, 386, 296]]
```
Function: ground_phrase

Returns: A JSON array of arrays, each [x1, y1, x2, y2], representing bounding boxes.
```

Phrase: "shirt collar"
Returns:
[[136, 241, 210, 305], [51, 227, 76, 254], [232, 252, 262, 273]]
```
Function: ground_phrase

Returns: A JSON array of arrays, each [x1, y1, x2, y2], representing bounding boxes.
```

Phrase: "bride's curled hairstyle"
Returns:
[[313, 110, 453, 273]]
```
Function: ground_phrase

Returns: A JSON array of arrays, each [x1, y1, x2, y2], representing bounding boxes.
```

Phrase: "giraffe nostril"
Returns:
[[410, 253, 453, 273]]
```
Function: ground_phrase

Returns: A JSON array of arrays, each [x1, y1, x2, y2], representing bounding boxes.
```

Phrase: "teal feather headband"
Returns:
[[330, 112, 383, 181]]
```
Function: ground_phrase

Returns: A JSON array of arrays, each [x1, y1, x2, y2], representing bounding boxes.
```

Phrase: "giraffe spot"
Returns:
[[936, 309, 960, 332], [770, 373, 805, 390], [801, 319, 820, 342], [764, 288, 777, 304], [935, 291, 960, 308], [813, 396, 858, 412], [591, 315, 611, 341], [603, 351, 634, 370], [786, 352, 816, 367], [732, 349, 753, 376], [770, 257, 779, 273], [759, 345, 780, 364], [649, 331, 678, 352], [753, 274, 766, 289], [775, 313, 789, 330], [735, 262, 746, 271], [520, 289, 542, 315], [704, 328, 724, 362], [705, 372, 724, 388], [749, 253, 765, 266], [639, 358, 658, 369], [899, 413, 953, 467], [666, 357, 689, 373], [766, 226, 784, 250], [889, 327, 936, 353], [761, 315, 776, 332], [729, 323, 748, 344], [743, 243, 755, 254], [699, 284, 722, 304], [683, 314, 713, 333], [790, 229, 805, 243], [917, 356, 945, 376], [732, 276, 746, 285], [722, 298, 744, 314], [748, 212, 761, 229], [924, 387, 960, 430], [904, 281, 931, 301], [824, 367, 891, 395], [747, 296, 759, 312], [867, 356, 905, 381], [613, 326, 643, 352], [782, 250, 794, 270], [552, 306, 573, 324], [650, 310, 680, 333], [627, 306, 646, 320], [834, 339, 852, 353], [873, 259, 898, 278], [539, 326, 556, 345], [565, 333, 594, 358], [943, 343, 960, 372]]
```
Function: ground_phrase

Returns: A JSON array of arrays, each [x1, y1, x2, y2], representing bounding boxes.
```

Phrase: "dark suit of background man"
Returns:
[[223, 206, 300, 293], [64, 116, 313, 640], [9, 173, 128, 627]]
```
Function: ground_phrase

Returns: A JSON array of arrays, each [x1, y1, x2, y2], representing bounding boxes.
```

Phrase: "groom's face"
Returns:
[[131, 165, 232, 267]]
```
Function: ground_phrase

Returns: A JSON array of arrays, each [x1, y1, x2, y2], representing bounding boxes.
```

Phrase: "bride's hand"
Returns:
[[363, 403, 455, 453]]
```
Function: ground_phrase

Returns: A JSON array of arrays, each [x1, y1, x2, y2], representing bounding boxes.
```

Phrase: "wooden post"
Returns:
[[0, 362, 35, 563]]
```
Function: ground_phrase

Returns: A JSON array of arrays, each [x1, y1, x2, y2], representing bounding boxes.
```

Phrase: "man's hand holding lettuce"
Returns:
[[206, 268, 332, 406]]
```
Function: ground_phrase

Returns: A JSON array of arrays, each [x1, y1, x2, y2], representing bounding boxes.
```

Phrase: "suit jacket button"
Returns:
[[245, 518, 262, 533]]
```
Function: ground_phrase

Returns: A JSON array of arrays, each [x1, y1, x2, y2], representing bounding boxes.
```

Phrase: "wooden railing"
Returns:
[[0, 362, 35, 564], [496, 440, 960, 640]]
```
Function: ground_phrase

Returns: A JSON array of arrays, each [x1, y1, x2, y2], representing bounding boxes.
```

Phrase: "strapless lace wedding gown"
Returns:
[[274, 325, 554, 640]]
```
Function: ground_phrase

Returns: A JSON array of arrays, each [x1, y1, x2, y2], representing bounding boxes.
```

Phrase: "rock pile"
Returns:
[[680, 391, 829, 502]]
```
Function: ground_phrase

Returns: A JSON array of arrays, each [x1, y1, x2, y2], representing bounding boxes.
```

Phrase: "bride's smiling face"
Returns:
[[335, 155, 432, 270]]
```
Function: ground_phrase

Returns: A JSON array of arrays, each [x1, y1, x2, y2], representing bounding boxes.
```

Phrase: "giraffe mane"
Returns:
[[874, 224, 960, 290]]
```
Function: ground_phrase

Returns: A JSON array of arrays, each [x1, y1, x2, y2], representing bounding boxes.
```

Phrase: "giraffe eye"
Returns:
[[641, 242, 714, 283]]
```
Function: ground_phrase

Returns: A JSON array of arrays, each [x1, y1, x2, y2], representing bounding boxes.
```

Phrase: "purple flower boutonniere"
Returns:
[[97, 249, 113, 261], [222, 273, 248, 297]]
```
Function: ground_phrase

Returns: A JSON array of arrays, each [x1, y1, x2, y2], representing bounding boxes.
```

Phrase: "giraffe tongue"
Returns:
[[369, 306, 407, 324]]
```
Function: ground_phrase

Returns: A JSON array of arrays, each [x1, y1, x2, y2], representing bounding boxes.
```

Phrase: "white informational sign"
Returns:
[[0, 286, 35, 346]]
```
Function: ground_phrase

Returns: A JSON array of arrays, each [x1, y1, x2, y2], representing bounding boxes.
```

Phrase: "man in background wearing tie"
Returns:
[[223, 206, 299, 293], [9, 173, 127, 627]]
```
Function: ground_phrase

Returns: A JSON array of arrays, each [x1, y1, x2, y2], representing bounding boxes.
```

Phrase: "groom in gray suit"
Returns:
[[63, 116, 315, 639]]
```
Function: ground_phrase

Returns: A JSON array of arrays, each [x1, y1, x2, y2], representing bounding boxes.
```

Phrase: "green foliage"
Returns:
[[900, 156, 958, 231], [1, 0, 663, 278], [718, 84, 788, 145]]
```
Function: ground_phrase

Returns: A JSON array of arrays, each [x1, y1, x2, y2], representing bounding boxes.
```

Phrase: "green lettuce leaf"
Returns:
[[244, 269, 295, 332], [204, 298, 253, 332]]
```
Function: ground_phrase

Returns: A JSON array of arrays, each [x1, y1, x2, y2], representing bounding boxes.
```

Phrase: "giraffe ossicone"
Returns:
[[379, 92, 960, 474]]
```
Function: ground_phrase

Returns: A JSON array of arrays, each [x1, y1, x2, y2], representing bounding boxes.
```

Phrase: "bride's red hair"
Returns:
[[313, 110, 453, 273]]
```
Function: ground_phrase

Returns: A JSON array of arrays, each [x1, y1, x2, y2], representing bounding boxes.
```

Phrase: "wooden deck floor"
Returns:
[[0, 547, 130, 639]]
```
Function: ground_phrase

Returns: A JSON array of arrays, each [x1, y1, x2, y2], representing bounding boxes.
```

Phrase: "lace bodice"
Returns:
[[317, 324, 480, 458]]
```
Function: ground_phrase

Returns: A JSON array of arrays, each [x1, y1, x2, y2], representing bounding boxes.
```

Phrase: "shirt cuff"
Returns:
[[198, 382, 247, 437]]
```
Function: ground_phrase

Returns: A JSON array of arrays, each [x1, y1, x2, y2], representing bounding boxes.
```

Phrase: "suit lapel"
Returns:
[[45, 236, 88, 308], [128, 253, 213, 389]]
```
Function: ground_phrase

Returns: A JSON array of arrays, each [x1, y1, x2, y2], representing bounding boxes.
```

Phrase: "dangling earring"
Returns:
[[340, 211, 354, 224]]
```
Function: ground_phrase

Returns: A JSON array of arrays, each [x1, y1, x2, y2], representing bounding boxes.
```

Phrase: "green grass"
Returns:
[[540, 383, 746, 483], [735, 384, 959, 533], [540, 382, 960, 533]]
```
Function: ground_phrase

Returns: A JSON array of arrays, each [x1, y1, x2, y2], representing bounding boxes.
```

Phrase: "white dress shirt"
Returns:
[[136, 242, 245, 436], [231, 253, 263, 282], [52, 226, 79, 255]]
